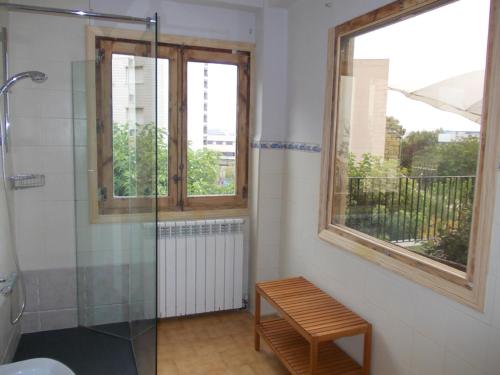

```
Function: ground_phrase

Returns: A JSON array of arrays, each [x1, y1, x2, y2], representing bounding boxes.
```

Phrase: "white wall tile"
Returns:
[[259, 172, 283, 199], [10, 89, 43, 118], [259, 150, 285, 174], [443, 351, 484, 375], [14, 198, 46, 271], [255, 244, 280, 270], [42, 118, 73, 146], [12, 0, 89, 8], [364, 266, 416, 327], [73, 146, 87, 174], [44, 173, 74, 201], [258, 197, 282, 222], [257, 215, 281, 246], [492, 274, 500, 329], [42, 146, 73, 174], [39, 90, 73, 119], [369, 303, 413, 374], [77, 249, 130, 268], [12, 146, 44, 172], [73, 119, 87, 147], [74, 173, 88, 202], [44, 201, 76, 269], [412, 285, 450, 346], [9, 13, 86, 63], [444, 272, 498, 327], [488, 228, 500, 277], [9, 116, 42, 147], [411, 332, 445, 375], [485, 327, 500, 375]]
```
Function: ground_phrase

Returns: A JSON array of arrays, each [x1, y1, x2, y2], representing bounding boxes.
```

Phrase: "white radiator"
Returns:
[[157, 219, 245, 318]]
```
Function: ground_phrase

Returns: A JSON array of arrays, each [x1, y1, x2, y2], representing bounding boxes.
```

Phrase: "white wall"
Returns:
[[248, 3, 289, 315], [280, 1, 500, 375], [254, 4, 288, 140], [90, 0, 256, 43]]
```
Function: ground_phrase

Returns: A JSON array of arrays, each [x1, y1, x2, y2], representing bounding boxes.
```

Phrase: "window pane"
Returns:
[[111, 54, 169, 197], [333, 0, 490, 270], [187, 61, 237, 197]]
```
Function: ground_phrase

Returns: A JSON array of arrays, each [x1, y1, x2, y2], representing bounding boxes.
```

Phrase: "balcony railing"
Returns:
[[345, 176, 475, 243]]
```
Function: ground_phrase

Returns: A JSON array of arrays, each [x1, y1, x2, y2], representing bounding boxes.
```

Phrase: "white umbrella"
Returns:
[[389, 70, 484, 124]]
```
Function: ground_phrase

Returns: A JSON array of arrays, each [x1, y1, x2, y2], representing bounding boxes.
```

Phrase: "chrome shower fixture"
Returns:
[[0, 70, 47, 95]]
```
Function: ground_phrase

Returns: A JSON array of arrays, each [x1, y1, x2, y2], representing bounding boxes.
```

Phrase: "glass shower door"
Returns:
[[72, 19, 157, 375]]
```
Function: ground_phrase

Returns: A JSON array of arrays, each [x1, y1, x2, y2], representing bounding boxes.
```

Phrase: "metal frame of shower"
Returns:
[[0, 2, 156, 25]]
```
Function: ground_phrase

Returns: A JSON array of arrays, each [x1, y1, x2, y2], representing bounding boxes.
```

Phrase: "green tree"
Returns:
[[112, 123, 234, 198], [385, 116, 406, 161], [436, 136, 479, 176], [187, 147, 235, 196], [348, 152, 403, 179], [400, 130, 440, 174], [113, 122, 168, 197], [386, 116, 406, 137], [423, 207, 472, 268]]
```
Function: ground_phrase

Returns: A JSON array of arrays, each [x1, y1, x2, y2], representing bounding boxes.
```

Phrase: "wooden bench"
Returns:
[[254, 277, 372, 375]]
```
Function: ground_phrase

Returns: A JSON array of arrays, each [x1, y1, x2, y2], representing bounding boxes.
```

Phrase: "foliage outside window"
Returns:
[[319, 0, 499, 309], [94, 37, 250, 215]]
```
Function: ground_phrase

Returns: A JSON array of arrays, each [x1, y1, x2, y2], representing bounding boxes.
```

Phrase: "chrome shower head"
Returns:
[[0, 71, 48, 96], [28, 71, 48, 83]]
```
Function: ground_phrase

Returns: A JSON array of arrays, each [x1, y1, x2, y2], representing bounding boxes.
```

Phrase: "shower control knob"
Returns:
[[0, 273, 17, 296]]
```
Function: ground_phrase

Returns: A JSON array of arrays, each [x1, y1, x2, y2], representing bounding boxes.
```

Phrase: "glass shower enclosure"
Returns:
[[72, 18, 158, 375]]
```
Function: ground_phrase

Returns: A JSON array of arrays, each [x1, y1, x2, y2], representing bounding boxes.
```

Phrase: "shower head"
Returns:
[[0, 71, 48, 96], [27, 71, 47, 83]]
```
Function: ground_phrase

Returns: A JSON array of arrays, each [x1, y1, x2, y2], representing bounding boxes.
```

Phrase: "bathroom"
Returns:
[[0, 0, 500, 375]]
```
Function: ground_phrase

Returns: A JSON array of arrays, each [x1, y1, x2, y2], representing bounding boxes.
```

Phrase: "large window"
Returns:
[[319, 0, 500, 309], [93, 35, 251, 216]]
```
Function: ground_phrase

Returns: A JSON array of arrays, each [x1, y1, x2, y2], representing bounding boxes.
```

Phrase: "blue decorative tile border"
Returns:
[[251, 140, 321, 153]]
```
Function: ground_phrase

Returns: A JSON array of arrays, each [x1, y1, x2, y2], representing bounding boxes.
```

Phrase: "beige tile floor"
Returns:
[[157, 311, 289, 374]]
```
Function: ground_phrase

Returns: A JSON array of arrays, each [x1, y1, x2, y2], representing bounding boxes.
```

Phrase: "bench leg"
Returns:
[[363, 325, 372, 375], [254, 290, 261, 351], [310, 340, 318, 375]]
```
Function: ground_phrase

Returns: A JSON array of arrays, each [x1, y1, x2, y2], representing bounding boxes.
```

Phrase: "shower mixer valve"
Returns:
[[0, 272, 18, 296]]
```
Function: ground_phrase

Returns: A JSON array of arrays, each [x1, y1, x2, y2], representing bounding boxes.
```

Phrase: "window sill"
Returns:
[[89, 208, 249, 225], [318, 226, 483, 311]]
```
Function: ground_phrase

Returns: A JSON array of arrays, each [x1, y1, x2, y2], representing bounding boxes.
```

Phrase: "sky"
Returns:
[[353, 0, 490, 134], [187, 62, 237, 150]]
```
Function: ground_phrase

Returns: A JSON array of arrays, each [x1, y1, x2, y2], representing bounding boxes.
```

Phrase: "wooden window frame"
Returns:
[[87, 27, 253, 222], [318, 0, 500, 310], [181, 48, 250, 212], [95, 38, 179, 215]]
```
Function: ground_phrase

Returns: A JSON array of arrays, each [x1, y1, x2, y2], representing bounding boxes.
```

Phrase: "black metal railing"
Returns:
[[345, 176, 475, 243]]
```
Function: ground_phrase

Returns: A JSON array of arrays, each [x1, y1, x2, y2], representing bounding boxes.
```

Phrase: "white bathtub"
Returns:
[[0, 358, 75, 375]]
